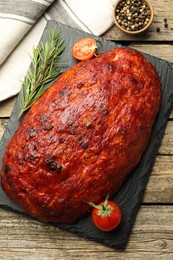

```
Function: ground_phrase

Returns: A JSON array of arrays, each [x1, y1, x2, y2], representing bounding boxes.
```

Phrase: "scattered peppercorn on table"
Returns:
[[0, 0, 173, 259]]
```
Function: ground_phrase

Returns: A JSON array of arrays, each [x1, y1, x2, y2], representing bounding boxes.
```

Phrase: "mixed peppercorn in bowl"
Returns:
[[113, 0, 154, 35]]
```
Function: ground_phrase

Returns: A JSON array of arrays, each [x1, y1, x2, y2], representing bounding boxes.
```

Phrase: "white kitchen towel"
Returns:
[[46, 0, 115, 36], [0, 0, 116, 101], [0, 0, 54, 66]]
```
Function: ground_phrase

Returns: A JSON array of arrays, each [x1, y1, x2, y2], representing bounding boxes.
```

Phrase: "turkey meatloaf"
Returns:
[[1, 47, 161, 223]]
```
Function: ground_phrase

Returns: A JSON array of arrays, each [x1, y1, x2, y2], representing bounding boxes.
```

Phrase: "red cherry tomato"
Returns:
[[88, 196, 121, 232], [72, 37, 97, 61]]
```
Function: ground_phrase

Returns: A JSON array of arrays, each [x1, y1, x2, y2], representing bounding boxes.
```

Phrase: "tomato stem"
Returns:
[[87, 195, 115, 218]]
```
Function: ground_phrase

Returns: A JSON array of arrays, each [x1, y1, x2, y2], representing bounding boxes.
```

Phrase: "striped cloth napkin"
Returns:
[[0, 0, 115, 101]]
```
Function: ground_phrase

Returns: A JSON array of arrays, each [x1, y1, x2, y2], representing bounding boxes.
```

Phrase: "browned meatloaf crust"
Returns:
[[1, 48, 161, 223]]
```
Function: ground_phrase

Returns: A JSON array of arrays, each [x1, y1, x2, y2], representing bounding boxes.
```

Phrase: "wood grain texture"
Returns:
[[130, 44, 173, 63], [0, 206, 172, 260], [144, 155, 173, 203], [0, 119, 8, 140], [0, 97, 16, 118], [0, 30, 173, 257], [104, 0, 173, 41], [158, 121, 173, 155]]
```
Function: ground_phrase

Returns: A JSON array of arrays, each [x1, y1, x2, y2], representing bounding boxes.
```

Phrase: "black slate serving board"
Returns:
[[0, 20, 173, 250]]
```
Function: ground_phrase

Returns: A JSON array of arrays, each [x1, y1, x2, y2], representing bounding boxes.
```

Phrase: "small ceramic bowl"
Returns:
[[113, 0, 154, 35]]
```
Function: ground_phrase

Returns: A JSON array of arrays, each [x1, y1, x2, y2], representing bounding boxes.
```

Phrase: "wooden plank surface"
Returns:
[[144, 155, 173, 203], [104, 0, 173, 41], [0, 206, 172, 260], [0, 41, 173, 259], [130, 44, 173, 63], [0, 96, 16, 118]]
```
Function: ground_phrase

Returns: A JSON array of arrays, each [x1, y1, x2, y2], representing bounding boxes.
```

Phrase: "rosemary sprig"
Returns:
[[19, 27, 65, 119]]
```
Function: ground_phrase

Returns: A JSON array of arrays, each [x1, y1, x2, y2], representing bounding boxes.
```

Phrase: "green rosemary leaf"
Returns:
[[19, 27, 65, 119]]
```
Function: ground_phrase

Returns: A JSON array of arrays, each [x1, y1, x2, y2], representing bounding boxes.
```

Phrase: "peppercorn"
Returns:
[[77, 83, 84, 89], [45, 155, 57, 164], [42, 125, 53, 130], [40, 116, 47, 124], [156, 27, 160, 33], [59, 137, 65, 143], [4, 165, 10, 173], [56, 164, 63, 173], [28, 154, 35, 161], [70, 129, 76, 135], [28, 128, 36, 137], [81, 141, 89, 149], [86, 122, 92, 129], [50, 163, 63, 173], [60, 90, 65, 97], [115, 0, 151, 32], [121, 130, 127, 135], [130, 77, 137, 83], [102, 109, 109, 116], [67, 122, 73, 127]]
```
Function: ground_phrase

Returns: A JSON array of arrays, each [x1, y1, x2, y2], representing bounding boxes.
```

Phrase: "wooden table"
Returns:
[[0, 0, 173, 259]]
